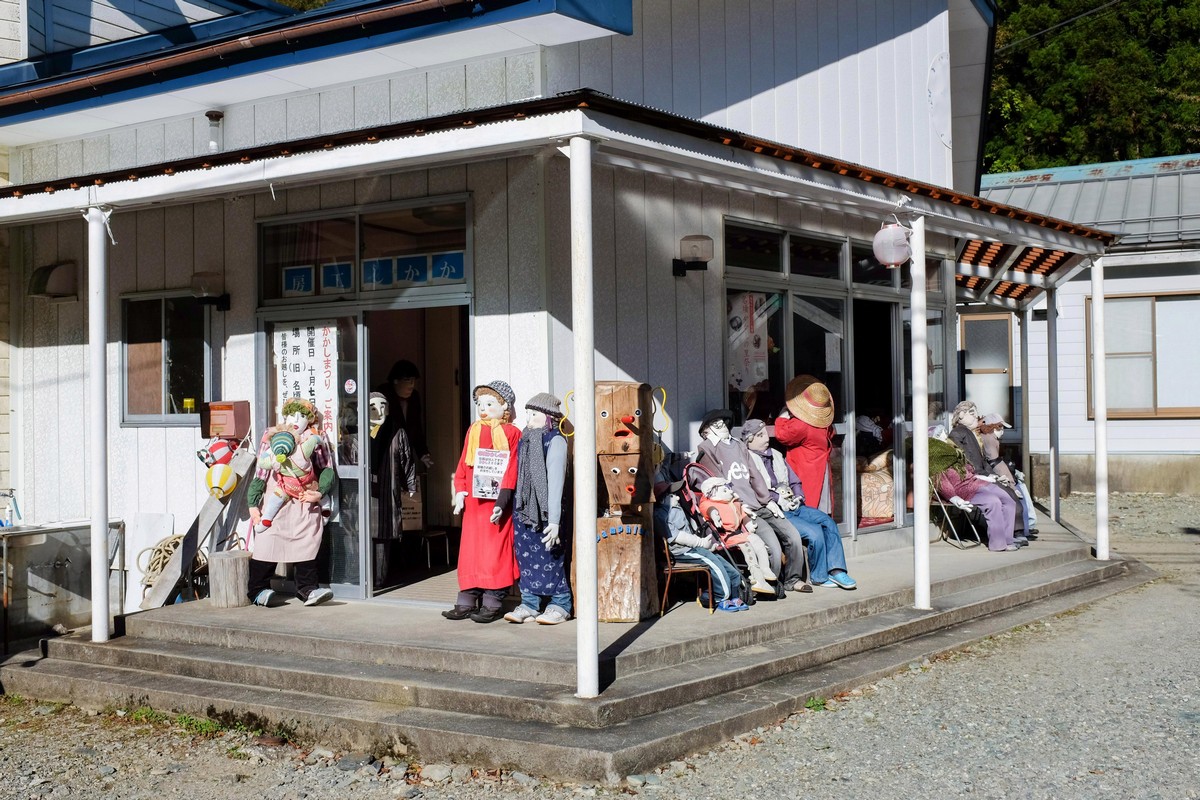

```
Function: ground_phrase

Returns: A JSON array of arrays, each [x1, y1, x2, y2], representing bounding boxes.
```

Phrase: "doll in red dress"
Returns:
[[443, 381, 522, 623]]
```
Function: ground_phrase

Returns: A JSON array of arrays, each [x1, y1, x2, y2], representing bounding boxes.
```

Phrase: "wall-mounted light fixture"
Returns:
[[191, 270, 230, 311], [28, 262, 78, 301], [205, 110, 225, 154], [672, 234, 714, 277]]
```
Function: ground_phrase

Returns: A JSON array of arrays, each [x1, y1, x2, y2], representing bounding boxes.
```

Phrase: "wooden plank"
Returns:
[[701, 186, 731, 409], [591, 165, 618, 381], [55, 219, 86, 520], [642, 174, 678, 450], [544, 156, 574, 399], [140, 448, 255, 609], [505, 156, 549, 395], [163, 204, 193, 289], [724, 0, 752, 132], [578, 37, 613, 96], [697, 0, 727, 125], [773, 0, 799, 147], [815, 0, 841, 154], [613, 168, 649, 384], [543, 43, 580, 96], [611, 0, 644, 103], [672, 179, 706, 435], [641, 0, 673, 110], [670, 0, 700, 119], [749, 0, 775, 138], [467, 160, 510, 380], [30, 224, 59, 522], [134, 207, 165, 292]]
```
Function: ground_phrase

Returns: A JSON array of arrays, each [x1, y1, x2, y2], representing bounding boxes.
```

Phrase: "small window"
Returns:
[[725, 225, 783, 273], [1087, 293, 1200, 418], [789, 234, 842, 281], [123, 296, 207, 424]]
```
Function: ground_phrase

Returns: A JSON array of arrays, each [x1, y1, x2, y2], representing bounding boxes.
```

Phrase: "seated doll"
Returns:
[[255, 422, 331, 533], [698, 476, 777, 595]]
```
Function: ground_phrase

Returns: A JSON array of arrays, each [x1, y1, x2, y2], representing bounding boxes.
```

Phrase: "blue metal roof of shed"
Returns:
[[981, 154, 1200, 250]]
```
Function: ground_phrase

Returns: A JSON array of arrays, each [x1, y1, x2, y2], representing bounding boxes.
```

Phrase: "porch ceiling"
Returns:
[[0, 90, 1116, 308]]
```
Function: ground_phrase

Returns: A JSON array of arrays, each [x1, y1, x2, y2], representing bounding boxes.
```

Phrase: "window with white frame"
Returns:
[[1086, 292, 1200, 418], [122, 295, 208, 424]]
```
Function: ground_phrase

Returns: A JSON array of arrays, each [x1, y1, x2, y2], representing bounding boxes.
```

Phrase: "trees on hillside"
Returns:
[[986, 0, 1200, 171]]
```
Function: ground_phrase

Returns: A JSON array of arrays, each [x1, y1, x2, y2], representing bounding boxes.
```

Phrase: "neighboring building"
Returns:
[[981, 155, 1200, 495], [0, 0, 1112, 601]]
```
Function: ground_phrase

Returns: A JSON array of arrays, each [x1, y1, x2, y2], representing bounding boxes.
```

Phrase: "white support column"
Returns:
[[569, 136, 599, 698], [1019, 308, 1032, 479], [910, 217, 931, 611], [85, 206, 111, 643], [1046, 288, 1061, 522], [1090, 258, 1110, 560]]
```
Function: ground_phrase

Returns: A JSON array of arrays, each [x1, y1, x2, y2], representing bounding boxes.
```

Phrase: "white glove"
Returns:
[[1014, 469, 1026, 483], [452, 491, 467, 515], [997, 475, 1014, 488], [489, 505, 503, 524], [700, 535, 718, 550], [541, 523, 561, 549], [421, 453, 434, 470], [766, 500, 785, 518], [745, 519, 758, 535], [950, 496, 975, 511]]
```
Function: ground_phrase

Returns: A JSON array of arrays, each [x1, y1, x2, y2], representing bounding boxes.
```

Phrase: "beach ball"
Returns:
[[206, 463, 238, 499], [269, 431, 296, 463]]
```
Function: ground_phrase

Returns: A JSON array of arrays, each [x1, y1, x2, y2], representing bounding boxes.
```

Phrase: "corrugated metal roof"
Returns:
[[981, 154, 1200, 249]]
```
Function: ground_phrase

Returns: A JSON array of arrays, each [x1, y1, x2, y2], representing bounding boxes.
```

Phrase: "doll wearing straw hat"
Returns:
[[775, 375, 837, 515]]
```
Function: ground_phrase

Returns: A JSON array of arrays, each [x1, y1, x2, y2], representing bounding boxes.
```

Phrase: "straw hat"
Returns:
[[784, 375, 834, 429]]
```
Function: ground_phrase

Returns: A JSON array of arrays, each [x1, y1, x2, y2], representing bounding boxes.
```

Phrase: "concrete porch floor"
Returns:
[[0, 512, 1153, 783]]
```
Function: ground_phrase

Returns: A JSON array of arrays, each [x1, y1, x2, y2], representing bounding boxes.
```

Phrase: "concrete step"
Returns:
[[1, 558, 1154, 785], [118, 544, 1094, 688], [32, 554, 1126, 730]]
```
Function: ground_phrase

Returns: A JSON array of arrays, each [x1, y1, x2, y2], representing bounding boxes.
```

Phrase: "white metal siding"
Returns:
[[545, 0, 953, 186], [14, 51, 541, 185]]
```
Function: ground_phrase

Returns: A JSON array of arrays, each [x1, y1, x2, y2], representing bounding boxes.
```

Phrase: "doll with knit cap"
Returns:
[[444, 381, 522, 623], [504, 393, 573, 625]]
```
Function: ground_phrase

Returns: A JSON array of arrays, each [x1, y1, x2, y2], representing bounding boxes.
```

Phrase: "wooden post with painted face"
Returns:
[[594, 381, 659, 621]]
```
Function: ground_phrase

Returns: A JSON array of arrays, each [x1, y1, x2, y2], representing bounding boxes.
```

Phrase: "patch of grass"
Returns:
[[1, 694, 25, 706], [175, 714, 223, 737], [804, 696, 827, 712], [129, 706, 170, 724], [226, 746, 251, 761]]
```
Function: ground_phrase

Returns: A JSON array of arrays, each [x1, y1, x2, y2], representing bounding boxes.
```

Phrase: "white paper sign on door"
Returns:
[[272, 320, 339, 454], [471, 448, 510, 500]]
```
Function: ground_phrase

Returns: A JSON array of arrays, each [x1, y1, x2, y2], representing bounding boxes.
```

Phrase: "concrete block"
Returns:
[[255, 98, 288, 145], [287, 93, 321, 140], [320, 87, 355, 134], [354, 80, 390, 128], [135, 125, 165, 166]]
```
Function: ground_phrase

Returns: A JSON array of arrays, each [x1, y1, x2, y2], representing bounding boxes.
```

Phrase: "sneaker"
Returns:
[[1003, 544, 1021, 552], [829, 571, 857, 590], [535, 605, 571, 625], [441, 604, 476, 620], [1013, 536, 1029, 548], [751, 582, 777, 595], [252, 589, 277, 607], [1026, 530, 1040, 541], [503, 605, 537, 624], [303, 588, 333, 607], [470, 606, 505, 624]]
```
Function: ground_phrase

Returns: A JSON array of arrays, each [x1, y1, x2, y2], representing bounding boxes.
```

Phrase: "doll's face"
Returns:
[[476, 392, 506, 421], [745, 428, 769, 451], [702, 419, 729, 445], [283, 411, 309, 434], [993, 426, 1005, 440], [526, 409, 548, 430], [706, 482, 734, 501], [368, 395, 388, 426]]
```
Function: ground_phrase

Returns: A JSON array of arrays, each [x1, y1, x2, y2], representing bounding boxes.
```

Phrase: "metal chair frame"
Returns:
[[659, 537, 714, 616], [929, 477, 986, 550]]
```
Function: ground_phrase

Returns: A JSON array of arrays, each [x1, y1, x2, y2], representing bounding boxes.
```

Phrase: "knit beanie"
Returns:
[[474, 380, 516, 415], [739, 418, 767, 442], [525, 392, 563, 419]]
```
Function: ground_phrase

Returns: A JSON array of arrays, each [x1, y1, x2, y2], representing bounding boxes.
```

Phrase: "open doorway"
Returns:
[[852, 299, 897, 529], [365, 306, 469, 595]]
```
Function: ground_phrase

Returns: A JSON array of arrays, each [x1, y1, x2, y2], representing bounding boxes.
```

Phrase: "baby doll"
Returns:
[[698, 476, 777, 595], [255, 410, 331, 532]]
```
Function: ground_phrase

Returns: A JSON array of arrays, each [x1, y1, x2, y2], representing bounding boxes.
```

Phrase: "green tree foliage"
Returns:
[[985, 0, 1200, 172], [273, 0, 334, 10]]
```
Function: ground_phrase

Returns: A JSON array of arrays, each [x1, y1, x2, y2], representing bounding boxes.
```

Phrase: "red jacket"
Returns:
[[774, 414, 834, 512]]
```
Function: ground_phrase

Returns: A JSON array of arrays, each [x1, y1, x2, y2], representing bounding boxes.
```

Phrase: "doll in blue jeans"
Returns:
[[742, 419, 857, 590]]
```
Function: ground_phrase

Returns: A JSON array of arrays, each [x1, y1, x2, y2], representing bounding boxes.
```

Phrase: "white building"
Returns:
[[981, 155, 1200, 495], [0, 0, 1112, 602]]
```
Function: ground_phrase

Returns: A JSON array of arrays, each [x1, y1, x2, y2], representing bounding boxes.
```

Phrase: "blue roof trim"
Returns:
[[0, 0, 630, 99], [983, 153, 1200, 187], [0, 9, 294, 87]]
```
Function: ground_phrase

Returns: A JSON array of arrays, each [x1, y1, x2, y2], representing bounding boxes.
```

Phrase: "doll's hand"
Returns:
[[489, 505, 503, 525], [541, 523, 561, 550], [766, 500, 785, 518], [950, 496, 975, 511], [248, 507, 262, 526], [977, 474, 997, 483], [700, 535, 718, 551], [1014, 469, 1026, 483], [745, 519, 758, 535], [452, 491, 467, 515], [421, 454, 435, 470], [300, 489, 322, 504]]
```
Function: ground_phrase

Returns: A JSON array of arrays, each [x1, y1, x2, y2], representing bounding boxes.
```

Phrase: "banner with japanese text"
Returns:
[[272, 321, 339, 453]]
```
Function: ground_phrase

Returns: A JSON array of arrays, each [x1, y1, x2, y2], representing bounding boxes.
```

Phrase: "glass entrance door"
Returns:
[[264, 315, 365, 597]]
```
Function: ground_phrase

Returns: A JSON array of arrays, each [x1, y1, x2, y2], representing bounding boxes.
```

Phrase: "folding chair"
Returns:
[[659, 537, 714, 615], [929, 477, 986, 549]]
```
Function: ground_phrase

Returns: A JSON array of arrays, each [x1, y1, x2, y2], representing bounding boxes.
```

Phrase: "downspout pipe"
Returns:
[[0, 0, 473, 110], [85, 206, 111, 643]]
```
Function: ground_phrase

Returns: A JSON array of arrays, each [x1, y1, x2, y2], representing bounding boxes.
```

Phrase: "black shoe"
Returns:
[[470, 606, 504, 624], [1026, 529, 1039, 540], [441, 605, 476, 620]]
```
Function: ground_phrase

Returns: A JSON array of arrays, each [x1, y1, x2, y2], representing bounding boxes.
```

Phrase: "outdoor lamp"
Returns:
[[191, 270, 230, 311], [872, 218, 912, 267], [673, 234, 714, 277]]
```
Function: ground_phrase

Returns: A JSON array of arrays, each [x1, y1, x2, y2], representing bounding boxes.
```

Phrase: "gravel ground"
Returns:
[[2, 492, 1197, 800]]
